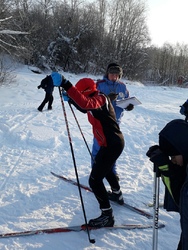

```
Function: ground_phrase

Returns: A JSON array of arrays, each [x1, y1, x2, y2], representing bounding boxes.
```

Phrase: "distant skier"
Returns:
[[37, 72, 62, 112]]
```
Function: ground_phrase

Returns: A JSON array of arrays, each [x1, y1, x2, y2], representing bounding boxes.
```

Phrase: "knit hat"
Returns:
[[159, 119, 188, 163], [106, 63, 123, 78], [159, 136, 180, 156], [75, 78, 97, 97]]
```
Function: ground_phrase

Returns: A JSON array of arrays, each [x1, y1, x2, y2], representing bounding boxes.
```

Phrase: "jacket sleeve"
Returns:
[[160, 162, 186, 206], [69, 99, 87, 114], [67, 86, 106, 110]]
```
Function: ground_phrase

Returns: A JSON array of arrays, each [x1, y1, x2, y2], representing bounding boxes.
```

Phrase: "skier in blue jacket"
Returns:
[[91, 63, 134, 204]]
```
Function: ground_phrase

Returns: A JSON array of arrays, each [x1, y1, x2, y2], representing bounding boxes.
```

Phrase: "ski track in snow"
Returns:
[[0, 65, 186, 249]]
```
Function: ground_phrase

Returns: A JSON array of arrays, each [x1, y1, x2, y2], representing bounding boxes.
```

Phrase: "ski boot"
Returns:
[[108, 189, 124, 205], [88, 208, 114, 228]]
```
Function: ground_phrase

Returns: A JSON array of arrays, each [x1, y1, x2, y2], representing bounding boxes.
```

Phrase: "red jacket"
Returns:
[[67, 86, 123, 147]]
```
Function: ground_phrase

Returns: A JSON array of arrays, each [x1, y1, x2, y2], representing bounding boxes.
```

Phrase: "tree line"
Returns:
[[0, 0, 188, 85]]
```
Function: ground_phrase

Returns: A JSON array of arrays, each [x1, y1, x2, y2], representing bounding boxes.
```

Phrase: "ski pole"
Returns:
[[68, 102, 95, 163], [58, 87, 95, 244], [152, 163, 160, 250]]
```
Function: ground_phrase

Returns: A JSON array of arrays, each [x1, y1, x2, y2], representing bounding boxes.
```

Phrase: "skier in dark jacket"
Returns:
[[37, 72, 62, 111], [147, 118, 188, 250], [55, 77, 125, 228]]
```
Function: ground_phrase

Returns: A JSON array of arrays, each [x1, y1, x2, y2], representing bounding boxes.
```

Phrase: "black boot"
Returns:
[[108, 189, 124, 205], [37, 106, 43, 112], [37, 102, 45, 112], [88, 208, 114, 228]]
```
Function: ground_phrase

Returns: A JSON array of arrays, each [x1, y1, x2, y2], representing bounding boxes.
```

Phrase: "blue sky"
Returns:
[[147, 0, 188, 46]]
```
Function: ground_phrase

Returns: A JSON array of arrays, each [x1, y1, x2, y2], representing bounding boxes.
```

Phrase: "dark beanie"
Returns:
[[105, 63, 123, 78], [159, 135, 180, 156]]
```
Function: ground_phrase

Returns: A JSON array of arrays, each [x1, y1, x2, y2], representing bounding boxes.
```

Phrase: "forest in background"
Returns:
[[0, 0, 188, 86]]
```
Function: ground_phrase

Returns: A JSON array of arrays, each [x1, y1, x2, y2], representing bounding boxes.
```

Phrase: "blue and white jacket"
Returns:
[[96, 77, 129, 124]]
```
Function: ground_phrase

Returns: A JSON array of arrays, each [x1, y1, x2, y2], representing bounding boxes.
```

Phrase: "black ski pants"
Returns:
[[38, 92, 53, 111], [89, 136, 124, 210]]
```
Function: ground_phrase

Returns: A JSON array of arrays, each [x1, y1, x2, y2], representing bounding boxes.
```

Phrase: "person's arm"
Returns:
[[60, 78, 106, 111]]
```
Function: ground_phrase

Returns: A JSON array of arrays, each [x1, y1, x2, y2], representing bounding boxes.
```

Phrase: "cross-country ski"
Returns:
[[0, 223, 165, 238], [51, 171, 153, 219]]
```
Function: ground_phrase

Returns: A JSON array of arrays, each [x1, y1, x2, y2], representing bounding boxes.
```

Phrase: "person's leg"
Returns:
[[177, 235, 182, 250], [91, 137, 118, 177], [38, 93, 50, 111], [179, 181, 188, 249], [88, 146, 115, 227], [105, 171, 124, 205], [88, 140, 124, 227], [48, 94, 53, 110], [89, 146, 115, 210], [91, 137, 100, 167]]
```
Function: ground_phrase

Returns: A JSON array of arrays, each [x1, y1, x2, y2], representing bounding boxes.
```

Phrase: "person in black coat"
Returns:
[[147, 119, 188, 250], [37, 75, 54, 111]]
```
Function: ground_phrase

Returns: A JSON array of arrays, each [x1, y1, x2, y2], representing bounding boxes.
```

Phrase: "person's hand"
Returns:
[[146, 145, 159, 158], [180, 99, 188, 116], [61, 76, 68, 86], [62, 91, 70, 102], [37, 85, 41, 89], [125, 104, 134, 111], [108, 93, 118, 101], [59, 76, 72, 91], [146, 145, 169, 166]]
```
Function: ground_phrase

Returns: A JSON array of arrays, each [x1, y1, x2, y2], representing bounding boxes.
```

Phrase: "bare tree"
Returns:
[[104, 0, 150, 78]]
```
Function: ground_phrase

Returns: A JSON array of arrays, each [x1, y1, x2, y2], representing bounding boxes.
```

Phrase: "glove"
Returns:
[[180, 99, 188, 115], [125, 104, 134, 111], [108, 93, 118, 101], [62, 91, 70, 102], [146, 145, 170, 177], [146, 145, 169, 166], [61, 76, 68, 86], [60, 76, 72, 91], [146, 145, 160, 158], [37, 85, 41, 89]]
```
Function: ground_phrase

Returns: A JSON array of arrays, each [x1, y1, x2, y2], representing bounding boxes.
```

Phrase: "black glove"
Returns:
[[146, 145, 169, 166], [180, 99, 188, 116], [61, 76, 68, 85], [37, 85, 41, 89], [146, 145, 160, 158], [108, 93, 118, 101], [60, 76, 72, 91], [125, 104, 134, 111]]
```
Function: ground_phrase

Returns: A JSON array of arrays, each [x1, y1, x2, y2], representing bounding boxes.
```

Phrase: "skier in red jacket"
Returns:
[[60, 77, 125, 228]]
